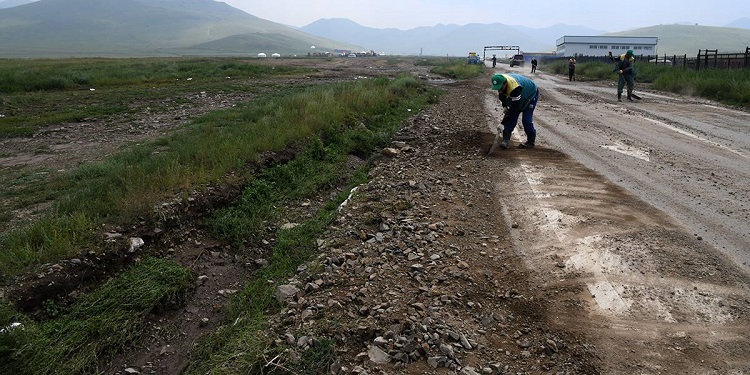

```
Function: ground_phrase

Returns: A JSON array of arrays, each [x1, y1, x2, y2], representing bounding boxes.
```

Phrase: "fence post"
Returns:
[[745, 47, 749, 69], [704, 49, 713, 69], [697, 50, 701, 70], [712, 50, 718, 68]]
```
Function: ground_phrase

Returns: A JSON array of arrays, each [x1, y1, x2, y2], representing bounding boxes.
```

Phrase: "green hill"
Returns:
[[0, 0, 360, 57], [607, 24, 750, 56], [166, 32, 335, 56]]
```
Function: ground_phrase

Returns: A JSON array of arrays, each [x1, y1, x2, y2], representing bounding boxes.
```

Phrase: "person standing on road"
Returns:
[[568, 57, 576, 81], [489, 73, 539, 150], [531, 58, 538, 73], [492, 54, 497, 68], [609, 50, 639, 102]]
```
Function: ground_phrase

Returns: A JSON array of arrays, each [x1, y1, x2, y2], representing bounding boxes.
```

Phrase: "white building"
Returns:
[[556, 36, 659, 57]]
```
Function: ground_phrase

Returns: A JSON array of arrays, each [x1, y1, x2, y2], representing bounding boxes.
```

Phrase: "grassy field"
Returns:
[[0, 56, 446, 374], [425, 56, 486, 79], [0, 57, 309, 138], [544, 59, 750, 109]]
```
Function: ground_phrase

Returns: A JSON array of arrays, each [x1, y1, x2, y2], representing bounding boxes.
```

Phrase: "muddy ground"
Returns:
[[1, 58, 749, 374]]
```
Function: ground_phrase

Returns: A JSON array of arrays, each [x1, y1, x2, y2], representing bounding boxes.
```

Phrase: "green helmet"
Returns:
[[491, 73, 506, 90], [626, 49, 634, 57]]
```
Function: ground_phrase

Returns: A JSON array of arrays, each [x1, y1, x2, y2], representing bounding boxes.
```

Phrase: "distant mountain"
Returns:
[[0, 0, 361, 57], [4, 2, 747, 59], [302, 19, 750, 57], [301, 18, 605, 56], [0, 0, 36, 9], [726, 18, 750, 29], [606, 24, 750, 55]]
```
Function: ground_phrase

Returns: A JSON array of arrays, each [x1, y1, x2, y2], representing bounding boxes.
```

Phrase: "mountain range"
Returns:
[[0, 0, 361, 57], [1, 0, 749, 58], [299, 18, 608, 56], [301, 18, 602, 56], [608, 24, 750, 56], [300, 19, 750, 56], [0, 0, 34, 8]]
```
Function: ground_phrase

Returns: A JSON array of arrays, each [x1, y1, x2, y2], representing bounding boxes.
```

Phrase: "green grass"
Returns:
[[186, 77, 439, 375], [187, 212, 337, 373], [187, 173, 360, 374], [0, 72, 438, 279], [0, 57, 311, 138], [0, 57, 443, 374], [425, 57, 486, 79], [0, 57, 307, 93], [545, 59, 750, 108], [651, 68, 750, 107], [0, 257, 194, 375]]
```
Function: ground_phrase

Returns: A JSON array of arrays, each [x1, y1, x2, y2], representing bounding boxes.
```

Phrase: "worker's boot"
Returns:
[[519, 133, 535, 149], [500, 128, 513, 149], [617, 93, 622, 102], [627, 90, 634, 101]]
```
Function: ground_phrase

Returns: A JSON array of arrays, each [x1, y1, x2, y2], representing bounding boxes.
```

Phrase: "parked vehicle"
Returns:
[[467, 52, 481, 64], [510, 54, 525, 67]]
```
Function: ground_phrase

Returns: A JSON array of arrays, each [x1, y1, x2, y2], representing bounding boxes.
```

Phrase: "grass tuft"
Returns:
[[0, 258, 194, 375]]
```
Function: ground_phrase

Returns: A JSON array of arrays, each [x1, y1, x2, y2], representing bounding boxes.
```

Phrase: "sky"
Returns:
[[221, 0, 749, 32]]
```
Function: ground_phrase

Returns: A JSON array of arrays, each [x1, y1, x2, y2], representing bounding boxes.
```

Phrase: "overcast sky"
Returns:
[[221, 0, 748, 32]]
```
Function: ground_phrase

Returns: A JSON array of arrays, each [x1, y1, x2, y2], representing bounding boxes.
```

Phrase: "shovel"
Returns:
[[487, 132, 502, 156], [488, 112, 509, 156]]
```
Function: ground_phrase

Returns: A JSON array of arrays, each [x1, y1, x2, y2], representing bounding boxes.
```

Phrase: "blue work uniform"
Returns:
[[497, 74, 539, 146]]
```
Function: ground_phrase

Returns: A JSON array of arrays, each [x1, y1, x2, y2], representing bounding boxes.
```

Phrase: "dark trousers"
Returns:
[[617, 74, 635, 96], [502, 90, 539, 145], [568, 68, 575, 81]]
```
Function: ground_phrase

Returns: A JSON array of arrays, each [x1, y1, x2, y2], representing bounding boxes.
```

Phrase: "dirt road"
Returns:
[[482, 64, 750, 373]]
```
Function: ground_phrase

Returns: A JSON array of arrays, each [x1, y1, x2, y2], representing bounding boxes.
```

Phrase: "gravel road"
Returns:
[[484, 64, 750, 373], [522, 66, 750, 270]]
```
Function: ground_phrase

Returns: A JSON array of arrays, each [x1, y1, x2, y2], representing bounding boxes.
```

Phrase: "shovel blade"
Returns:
[[487, 134, 501, 156]]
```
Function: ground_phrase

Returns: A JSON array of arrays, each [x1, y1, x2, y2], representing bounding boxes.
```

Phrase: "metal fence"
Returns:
[[548, 47, 750, 70]]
